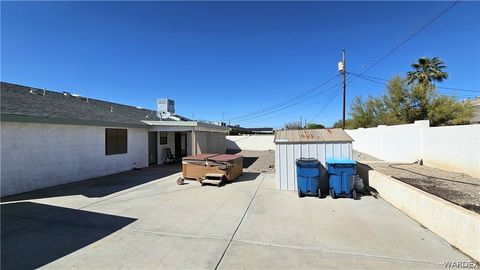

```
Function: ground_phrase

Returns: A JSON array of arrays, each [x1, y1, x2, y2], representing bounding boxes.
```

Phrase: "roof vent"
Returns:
[[30, 88, 46, 96], [71, 93, 89, 103], [157, 98, 175, 120], [63, 91, 72, 96]]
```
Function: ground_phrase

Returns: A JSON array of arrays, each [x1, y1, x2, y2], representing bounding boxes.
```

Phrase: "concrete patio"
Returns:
[[1, 166, 470, 269]]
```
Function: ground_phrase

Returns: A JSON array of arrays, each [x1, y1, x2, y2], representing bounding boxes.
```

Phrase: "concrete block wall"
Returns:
[[226, 135, 275, 151], [422, 125, 480, 178], [346, 121, 480, 178], [1, 122, 148, 197]]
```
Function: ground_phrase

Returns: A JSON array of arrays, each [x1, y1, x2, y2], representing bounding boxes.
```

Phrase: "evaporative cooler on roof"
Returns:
[[157, 99, 175, 119]]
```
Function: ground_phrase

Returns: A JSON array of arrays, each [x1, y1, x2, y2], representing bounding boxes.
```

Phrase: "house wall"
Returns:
[[226, 135, 275, 151], [195, 131, 208, 154], [0, 122, 148, 197], [275, 142, 352, 191], [346, 121, 480, 178], [207, 132, 227, 153]]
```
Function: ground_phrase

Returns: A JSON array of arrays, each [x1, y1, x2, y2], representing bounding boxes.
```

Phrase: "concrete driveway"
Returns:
[[1, 166, 470, 269]]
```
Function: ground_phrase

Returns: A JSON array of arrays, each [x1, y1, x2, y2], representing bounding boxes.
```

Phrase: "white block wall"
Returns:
[[1, 122, 148, 197], [275, 142, 352, 191], [422, 125, 480, 178], [346, 121, 480, 178], [226, 135, 275, 151]]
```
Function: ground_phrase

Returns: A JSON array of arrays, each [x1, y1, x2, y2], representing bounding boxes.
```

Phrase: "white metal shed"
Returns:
[[274, 129, 353, 191]]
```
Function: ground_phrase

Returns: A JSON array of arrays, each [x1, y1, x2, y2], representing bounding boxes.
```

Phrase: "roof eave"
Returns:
[[1, 114, 148, 128]]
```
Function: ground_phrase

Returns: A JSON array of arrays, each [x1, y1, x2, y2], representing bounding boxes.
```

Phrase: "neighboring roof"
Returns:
[[274, 129, 353, 144], [0, 82, 214, 129], [228, 125, 274, 135]]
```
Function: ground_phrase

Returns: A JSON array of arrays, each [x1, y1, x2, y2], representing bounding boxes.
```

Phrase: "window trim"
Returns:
[[159, 131, 168, 145]]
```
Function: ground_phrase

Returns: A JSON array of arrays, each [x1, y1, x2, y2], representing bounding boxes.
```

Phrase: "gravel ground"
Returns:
[[228, 150, 275, 173], [354, 150, 480, 214]]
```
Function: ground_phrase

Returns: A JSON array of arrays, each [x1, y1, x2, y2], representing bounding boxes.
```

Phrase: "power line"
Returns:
[[348, 72, 478, 98], [348, 72, 480, 93], [438, 86, 480, 93], [226, 74, 340, 122], [238, 78, 347, 125], [234, 78, 343, 123], [348, 0, 461, 83], [310, 84, 344, 121]]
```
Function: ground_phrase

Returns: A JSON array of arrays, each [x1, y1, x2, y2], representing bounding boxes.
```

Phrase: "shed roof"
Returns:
[[274, 129, 353, 144]]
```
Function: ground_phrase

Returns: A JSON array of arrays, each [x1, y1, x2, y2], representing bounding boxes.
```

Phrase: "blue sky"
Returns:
[[2, 1, 479, 128]]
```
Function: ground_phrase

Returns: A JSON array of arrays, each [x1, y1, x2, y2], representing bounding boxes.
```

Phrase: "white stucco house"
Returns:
[[0, 82, 229, 197]]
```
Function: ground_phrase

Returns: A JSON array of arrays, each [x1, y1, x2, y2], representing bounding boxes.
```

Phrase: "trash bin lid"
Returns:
[[326, 158, 356, 165], [296, 158, 319, 167], [296, 158, 318, 162]]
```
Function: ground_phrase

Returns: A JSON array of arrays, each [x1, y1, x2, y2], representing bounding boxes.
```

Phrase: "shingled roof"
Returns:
[[0, 82, 180, 127]]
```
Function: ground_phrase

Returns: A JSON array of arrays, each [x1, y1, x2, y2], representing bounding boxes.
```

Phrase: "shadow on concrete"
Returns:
[[356, 162, 379, 199], [1, 202, 136, 270], [242, 157, 259, 169], [2, 165, 181, 202], [319, 164, 329, 197], [228, 172, 261, 184]]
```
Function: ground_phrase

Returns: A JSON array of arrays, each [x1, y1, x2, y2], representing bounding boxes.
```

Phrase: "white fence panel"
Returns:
[[346, 121, 480, 178]]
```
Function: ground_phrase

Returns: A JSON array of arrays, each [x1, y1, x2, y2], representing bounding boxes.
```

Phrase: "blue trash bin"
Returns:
[[296, 158, 321, 198], [326, 158, 357, 199]]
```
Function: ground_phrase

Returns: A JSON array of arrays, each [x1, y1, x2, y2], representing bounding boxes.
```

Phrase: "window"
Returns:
[[159, 132, 168, 145], [105, 128, 127, 155]]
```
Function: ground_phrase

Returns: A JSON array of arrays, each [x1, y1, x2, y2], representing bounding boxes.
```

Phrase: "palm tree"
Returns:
[[406, 57, 448, 85]]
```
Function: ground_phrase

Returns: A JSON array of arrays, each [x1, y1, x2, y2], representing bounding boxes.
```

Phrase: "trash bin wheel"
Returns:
[[352, 189, 357, 199], [318, 188, 322, 198], [298, 188, 304, 198], [329, 188, 336, 199]]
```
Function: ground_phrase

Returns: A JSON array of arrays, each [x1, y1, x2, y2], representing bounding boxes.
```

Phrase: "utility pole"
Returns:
[[341, 49, 346, 129]]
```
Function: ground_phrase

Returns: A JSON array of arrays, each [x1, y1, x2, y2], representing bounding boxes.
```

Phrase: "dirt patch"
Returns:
[[356, 151, 480, 214], [227, 150, 275, 173]]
